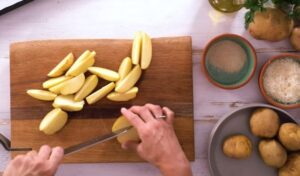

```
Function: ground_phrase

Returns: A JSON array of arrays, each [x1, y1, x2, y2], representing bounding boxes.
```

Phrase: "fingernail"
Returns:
[[121, 143, 128, 150], [121, 107, 127, 112]]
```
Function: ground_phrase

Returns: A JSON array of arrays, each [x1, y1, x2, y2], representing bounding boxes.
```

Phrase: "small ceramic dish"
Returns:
[[259, 54, 300, 109], [208, 103, 298, 176], [202, 34, 257, 89]]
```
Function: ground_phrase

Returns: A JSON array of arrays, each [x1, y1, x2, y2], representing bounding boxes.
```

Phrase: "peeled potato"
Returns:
[[118, 57, 132, 80], [47, 53, 74, 77], [88, 67, 119, 81], [27, 89, 57, 101], [43, 76, 72, 89], [39, 108, 68, 135], [53, 95, 84, 112], [141, 32, 152, 70], [86, 82, 115, 104], [115, 65, 142, 93], [107, 87, 138, 101], [60, 73, 85, 95], [131, 32, 142, 65], [74, 75, 98, 101], [112, 115, 139, 144], [66, 51, 95, 76]]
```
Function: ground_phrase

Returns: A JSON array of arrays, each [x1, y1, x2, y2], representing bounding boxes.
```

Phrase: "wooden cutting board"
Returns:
[[10, 37, 194, 163]]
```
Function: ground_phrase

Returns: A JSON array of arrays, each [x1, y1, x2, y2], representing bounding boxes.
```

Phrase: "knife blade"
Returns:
[[64, 126, 132, 156]]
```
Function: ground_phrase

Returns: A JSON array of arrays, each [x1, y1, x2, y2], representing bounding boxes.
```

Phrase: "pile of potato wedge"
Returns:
[[27, 31, 152, 135]]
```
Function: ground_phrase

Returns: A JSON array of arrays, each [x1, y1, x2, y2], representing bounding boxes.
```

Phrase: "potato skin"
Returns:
[[279, 123, 300, 151], [250, 108, 280, 138], [248, 8, 294, 42], [279, 153, 300, 176], [223, 135, 252, 159], [258, 140, 287, 168], [290, 27, 300, 51]]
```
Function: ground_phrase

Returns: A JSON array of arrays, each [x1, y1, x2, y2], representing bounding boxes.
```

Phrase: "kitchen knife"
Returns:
[[64, 125, 132, 156]]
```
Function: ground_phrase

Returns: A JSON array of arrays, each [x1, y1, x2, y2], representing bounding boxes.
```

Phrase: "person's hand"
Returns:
[[121, 104, 192, 176], [3, 145, 64, 176]]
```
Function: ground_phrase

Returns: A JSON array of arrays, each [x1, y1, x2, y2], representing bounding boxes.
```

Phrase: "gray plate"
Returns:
[[208, 103, 299, 176]]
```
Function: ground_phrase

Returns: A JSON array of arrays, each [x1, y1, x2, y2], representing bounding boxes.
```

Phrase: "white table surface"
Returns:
[[0, 0, 299, 175]]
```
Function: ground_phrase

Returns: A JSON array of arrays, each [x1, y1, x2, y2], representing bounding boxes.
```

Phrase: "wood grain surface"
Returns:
[[10, 37, 194, 162]]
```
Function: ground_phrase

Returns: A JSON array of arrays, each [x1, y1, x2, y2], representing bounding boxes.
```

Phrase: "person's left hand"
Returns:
[[3, 145, 64, 176]]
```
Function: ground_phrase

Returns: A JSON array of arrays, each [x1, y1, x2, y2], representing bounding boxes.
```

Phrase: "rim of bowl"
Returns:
[[201, 33, 257, 90], [259, 53, 300, 109]]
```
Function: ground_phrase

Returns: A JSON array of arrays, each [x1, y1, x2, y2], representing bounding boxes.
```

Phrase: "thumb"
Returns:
[[121, 141, 139, 151]]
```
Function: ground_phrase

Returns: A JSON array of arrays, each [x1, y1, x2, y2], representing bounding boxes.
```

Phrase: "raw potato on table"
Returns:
[[222, 135, 252, 159], [279, 153, 300, 176], [249, 108, 280, 138], [27, 89, 57, 101], [279, 123, 300, 151], [290, 27, 300, 51], [47, 53, 74, 77], [248, 8, 294, 42], [258, 139, 287, 168]]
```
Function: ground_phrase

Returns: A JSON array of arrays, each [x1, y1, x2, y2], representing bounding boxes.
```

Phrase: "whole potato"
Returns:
[[223, 135, 252, 159], [248, 8, 294, 42], [250, 108, 280, 138], [259, 140, 287, 168], [279, 153, 300, 176], [290, 27, 300, 51], [279, 123, 300, 151]]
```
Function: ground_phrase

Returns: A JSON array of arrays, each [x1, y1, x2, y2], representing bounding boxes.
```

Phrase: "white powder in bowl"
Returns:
[[207, 40, 247, 73], [263, 58, 300, 104]]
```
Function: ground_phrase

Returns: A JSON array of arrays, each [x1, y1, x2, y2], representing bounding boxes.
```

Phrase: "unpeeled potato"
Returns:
[[248, 8, 294, 42], [290, 27, 300, 51], [279, 153, 300, 176], [112, 115, 139, 144], [279, 123, 300, 151]]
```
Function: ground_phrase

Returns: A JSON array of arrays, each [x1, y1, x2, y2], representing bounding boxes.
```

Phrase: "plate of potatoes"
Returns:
[[208, 103, 300, 176]]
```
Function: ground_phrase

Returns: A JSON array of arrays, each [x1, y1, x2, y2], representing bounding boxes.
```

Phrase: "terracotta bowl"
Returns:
[[202, 34, 257, 89], [259, 53, 300, 109]]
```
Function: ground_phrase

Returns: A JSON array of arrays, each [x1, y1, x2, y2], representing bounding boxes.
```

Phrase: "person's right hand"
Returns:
[[121, 104, 192, 176], [3, 145, 64, 176]]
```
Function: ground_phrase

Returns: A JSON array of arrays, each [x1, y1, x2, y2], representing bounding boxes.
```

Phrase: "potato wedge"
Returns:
[[86, 82, 115, 104], [88, 67, 119, 82], [53, 95, 84, 112], [66, 51, 95, 76], [60, 73, 85, 95], [112, 115, 139, 144], [27, 89, 57, 101], [49, 81, 66, 94], [43, 76, 72, 89], [48, 53, 74, 77], [74, 75, 98, 101], [107, 87, 138, 101], [118, 57, 132, 80], [131, 32, 142, 65], [115, 65, 142, 93], [141, 32, 152, 70], [39, 108, 68, 135]]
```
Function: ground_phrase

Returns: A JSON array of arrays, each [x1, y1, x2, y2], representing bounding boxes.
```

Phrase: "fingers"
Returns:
[[121, 141, 139, 151], [130, 106, 154, 122], [49, 147, 64, 166], [145, 104, 163, 118], [26, 150, 38, 158], [121, 108, 144, 130], [162, 107, 175, 124], [38, 145, 52, 160]]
